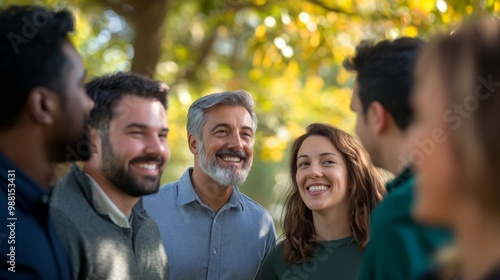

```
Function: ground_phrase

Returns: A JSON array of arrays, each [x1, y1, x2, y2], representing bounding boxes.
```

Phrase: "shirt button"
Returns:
[[213, 249, 217, 255]]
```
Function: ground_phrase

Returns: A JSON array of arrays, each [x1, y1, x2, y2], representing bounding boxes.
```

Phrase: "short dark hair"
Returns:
[[344, 37, 425, 130], [85, 72, 169, 133], [0, 5, 75, 131]]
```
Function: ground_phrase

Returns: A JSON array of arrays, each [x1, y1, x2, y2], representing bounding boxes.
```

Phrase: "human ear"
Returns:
[[188, 134, 199, 154], [367, 101, 388, 134], [86, 127, 101, 155], [27, 87, 58, 126]]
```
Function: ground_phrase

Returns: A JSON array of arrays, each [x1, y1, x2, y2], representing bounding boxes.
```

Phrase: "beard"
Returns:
[[197, 141, 252, 187], [100, 135, 164, 197]]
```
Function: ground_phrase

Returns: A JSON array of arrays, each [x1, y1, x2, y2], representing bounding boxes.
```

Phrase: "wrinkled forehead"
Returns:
[[204, 105, 255, 130]]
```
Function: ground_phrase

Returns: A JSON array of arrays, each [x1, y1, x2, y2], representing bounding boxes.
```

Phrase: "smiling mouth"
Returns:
[[306, 185, 330, 193], [219, 156, 242, 163], [130, 156, 164, 173], [133, 163, 158, 170]]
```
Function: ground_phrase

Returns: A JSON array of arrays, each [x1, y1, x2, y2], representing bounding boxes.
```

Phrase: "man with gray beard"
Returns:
[[144, 90, 276, 280]]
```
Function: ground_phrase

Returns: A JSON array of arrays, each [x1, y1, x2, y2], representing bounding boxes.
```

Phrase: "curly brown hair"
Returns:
[[282, 123, 386, 264]]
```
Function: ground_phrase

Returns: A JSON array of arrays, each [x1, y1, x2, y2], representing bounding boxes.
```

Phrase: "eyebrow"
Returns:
[[125, 123, 169, 133], [297, 152, 340, 159]]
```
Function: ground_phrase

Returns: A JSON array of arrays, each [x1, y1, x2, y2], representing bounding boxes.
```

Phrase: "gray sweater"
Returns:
[[50, 164, 169, 280]]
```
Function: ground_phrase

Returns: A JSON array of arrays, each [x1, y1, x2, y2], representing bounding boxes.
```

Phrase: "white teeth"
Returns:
[[221, 156, 240, 162], [308, 185, 329, 192], [136, 163, 157, 170]]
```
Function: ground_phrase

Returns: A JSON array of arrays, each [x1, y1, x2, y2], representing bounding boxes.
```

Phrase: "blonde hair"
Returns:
[[417, 16, 500, 219]]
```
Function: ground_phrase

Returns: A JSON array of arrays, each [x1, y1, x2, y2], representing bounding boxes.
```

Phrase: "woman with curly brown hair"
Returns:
[[257, 123, 386, 279]]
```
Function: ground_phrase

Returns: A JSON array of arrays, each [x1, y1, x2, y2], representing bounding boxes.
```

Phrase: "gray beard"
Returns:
[[197, 141, 251, 187]]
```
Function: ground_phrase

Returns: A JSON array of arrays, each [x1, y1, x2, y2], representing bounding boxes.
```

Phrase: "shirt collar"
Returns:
[[177, 168, 244, 211], [86, 173, 132, 228]]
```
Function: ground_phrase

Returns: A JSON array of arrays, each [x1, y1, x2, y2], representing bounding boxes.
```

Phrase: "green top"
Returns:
[[359, 167, 451, 280], [257, 236, 362, 280]]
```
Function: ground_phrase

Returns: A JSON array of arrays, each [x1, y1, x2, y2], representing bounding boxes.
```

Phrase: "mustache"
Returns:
[[130, 155, 165, 166], [216, 149, 248, 161]]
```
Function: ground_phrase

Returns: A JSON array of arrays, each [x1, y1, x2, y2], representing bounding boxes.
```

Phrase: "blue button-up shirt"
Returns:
[[0, 153, 73, 279], [144, 168, 276, 280]]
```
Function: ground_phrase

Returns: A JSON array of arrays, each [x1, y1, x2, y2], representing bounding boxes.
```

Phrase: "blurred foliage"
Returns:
[[2, 0, 498, 233]]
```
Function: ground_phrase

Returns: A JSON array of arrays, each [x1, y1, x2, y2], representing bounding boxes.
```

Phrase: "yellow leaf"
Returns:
[[336, 68, 350, 85], [403, 25, 419, 37], [261, 136, 286, 162], [254, 25, 266, 39], [248, 69, 262, 80], [466, 5, 474, 14], [252, 49, 263, 67], [304, 76, 324, 94], [441, 13, 451, 24], [310, 31, 321, 48], [410, 0, 435, 13], [284, 61, 300, 78]]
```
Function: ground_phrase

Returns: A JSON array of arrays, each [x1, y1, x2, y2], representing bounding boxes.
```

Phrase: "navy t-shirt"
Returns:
[[0, 153, 73, 279]]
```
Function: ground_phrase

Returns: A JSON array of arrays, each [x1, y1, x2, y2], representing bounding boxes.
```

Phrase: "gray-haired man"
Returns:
[[144, 90, 276, 280]]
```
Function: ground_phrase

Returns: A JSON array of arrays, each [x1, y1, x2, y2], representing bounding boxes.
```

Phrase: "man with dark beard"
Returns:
[[144, 90, 276, 280], [50, 72, 170, 279], [0, 6, 94, 279]]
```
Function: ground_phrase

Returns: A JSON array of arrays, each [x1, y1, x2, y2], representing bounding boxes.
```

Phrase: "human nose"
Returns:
[[145, 134, 167, 157], [227, 132, 243, 150], [307, 162, 322, 179]]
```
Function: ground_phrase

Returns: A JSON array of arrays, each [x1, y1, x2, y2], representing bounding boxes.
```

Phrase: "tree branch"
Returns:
[[307, 0, 395, 20], [98, 0, 131, 19], [178, 28, 218, 83], [306, 0, 356, 16]]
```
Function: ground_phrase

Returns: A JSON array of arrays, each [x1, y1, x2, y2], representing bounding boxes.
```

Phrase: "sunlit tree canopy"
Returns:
[[3, 0, 498, 232]]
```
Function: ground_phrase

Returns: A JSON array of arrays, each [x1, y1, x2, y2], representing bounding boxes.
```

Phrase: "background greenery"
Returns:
[[3, 0, 498, 233]]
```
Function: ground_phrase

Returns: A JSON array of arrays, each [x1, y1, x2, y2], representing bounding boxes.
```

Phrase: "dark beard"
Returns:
[[100, 134, 162, 197]]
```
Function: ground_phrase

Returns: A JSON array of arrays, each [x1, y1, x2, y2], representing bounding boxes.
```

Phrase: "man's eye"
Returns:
[[129, 131, 143, 135]]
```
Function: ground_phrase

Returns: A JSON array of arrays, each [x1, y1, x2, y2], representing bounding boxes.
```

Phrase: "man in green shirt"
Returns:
[[344, 38, 451, 280]]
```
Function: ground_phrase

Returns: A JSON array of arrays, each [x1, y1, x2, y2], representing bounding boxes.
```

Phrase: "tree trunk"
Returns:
[[103, 0, 170, 77]]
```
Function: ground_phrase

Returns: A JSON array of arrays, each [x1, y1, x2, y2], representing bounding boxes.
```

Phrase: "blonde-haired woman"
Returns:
[[410, 17, 500, 279]]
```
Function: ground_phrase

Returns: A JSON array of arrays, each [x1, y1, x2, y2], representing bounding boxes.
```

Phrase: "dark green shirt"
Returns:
[[359, 167, 451, 280], [258, 236, 361, 280]]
